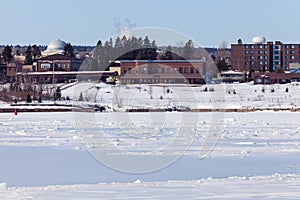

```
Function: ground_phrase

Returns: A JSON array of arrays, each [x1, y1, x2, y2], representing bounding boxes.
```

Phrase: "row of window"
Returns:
[[123, 67, 202, 74], [245, 61, 268, 65], [245, 44, 269, 49], [245, 50, 300, 55], [285, 61, 295, 65], [245, 50, 268, 54], [121, 78, 204, 84], [245, 44, 300, 50], [122, 78, 191, 84], [246, 56, 269, 60], [245, 55, 300, 61]]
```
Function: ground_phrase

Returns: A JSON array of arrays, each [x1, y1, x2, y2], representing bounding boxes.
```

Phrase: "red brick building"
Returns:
[[118, 60, 206, 84], [37, 54, 82, 72], [231, 37, 300, 72]]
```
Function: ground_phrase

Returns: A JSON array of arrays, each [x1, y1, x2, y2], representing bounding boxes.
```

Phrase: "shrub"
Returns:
[[26, 94, 32, 103]]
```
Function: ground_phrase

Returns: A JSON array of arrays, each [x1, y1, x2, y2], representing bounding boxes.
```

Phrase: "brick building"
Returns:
[[231, 37, 300, 72], [118, 60, 206, 84], [37, 54, 82, 72]]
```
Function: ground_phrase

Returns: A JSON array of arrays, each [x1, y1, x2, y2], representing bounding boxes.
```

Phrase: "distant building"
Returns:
[[17, 39, 84, 83], [252, 72, 300, 84], [36, 39, 82, 72], [117, 60, 206, 84], [231, 36, 300, 72], [217, 70, 246, 83], [37, 54, 81, 72]]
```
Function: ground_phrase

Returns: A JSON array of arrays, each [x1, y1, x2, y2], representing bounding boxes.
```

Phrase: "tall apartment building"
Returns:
[[231, 36, 300, 72]]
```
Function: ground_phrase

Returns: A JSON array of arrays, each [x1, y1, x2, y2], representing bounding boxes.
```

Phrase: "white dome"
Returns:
[[252, 36, 266, 44], [46, 39, 66, 51]]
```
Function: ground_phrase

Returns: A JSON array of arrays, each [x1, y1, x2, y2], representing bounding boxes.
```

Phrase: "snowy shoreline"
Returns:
[[1, 173, 299, 199]]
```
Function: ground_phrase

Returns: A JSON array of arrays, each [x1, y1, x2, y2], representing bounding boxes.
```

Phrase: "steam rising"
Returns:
[[114, 18, 137, 38]]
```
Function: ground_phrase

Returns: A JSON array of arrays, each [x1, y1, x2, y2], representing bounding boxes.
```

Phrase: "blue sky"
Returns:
[[1, 0, 299, 47]]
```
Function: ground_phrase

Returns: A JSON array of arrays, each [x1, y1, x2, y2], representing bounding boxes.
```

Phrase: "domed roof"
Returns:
[[46, 39, 66, 51]]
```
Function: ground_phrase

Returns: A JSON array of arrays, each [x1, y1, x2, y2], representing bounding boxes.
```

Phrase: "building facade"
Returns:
[[118, 60, 206, 84], [231, 39, 300, 72], [37, 54, 81, 72]]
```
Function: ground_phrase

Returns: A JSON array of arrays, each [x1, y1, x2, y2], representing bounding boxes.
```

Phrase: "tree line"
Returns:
[[84, 36, 198, 71], [0, 43, 75, 65]]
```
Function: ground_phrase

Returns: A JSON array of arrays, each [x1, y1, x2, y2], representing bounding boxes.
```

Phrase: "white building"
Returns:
[[42, 39, 67, 56]]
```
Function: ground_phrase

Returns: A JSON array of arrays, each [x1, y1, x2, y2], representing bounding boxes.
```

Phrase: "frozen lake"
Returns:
[[0, 111, 299, 199]]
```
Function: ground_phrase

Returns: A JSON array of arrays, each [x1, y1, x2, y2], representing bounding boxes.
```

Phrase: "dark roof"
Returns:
[[39, 54, 71, 61]]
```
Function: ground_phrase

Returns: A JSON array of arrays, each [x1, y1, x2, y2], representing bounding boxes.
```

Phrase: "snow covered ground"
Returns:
[[0, 82, 299, 199], [63, 81, 300, 111]]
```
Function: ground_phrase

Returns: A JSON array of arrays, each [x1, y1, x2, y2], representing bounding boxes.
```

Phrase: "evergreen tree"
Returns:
[[78, 92, 84, 101], [53, 87, 62, 100], [64, 43, 75, 58], [216, 57, 228, 72], [183, 39, 194, 60], [32, 45, 41, 60], [26, 94, 32, 103], [162, 45, 173, 60], [2, 45, 13, 63], [148, 40, 158, 60], [24, 45, 33, 65]]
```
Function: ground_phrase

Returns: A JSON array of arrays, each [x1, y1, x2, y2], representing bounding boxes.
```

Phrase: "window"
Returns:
[[41, 63, 51, 69], [274, 46, 280, 49], [264, 61, 268, 65], [161, 68, 164, 73], [258, 56, 263, 60], [245, 45, 249, 49], [190, 67, 194, 73], [285, 61, 289, 65], [128, 67, 131, 74], [291, 45, 295, 48], [264, 45, 268, 49], [167, 67, 170, 73], [259, 45, 263, 49], [290, 50, 295, 54], [250, 56, 254, 60], [285, 44, 289, 48], [124, 68, 127, 74], [139, 67, 143, 73], [264, 56, 268, 59], [274, 56, 280, 59], [184, 67, 188, 73], [179, 67, 183, 73], [285, 50, 289, 54], [250, 61, 254, 65], [274, 50, 280, 54], [264, 50, 268, 54], [285, 56, 289, 59], [250, 45, 254, 49], [245, 50, 248, 54], [274, 61, 281, 65], [259, 61, 263, 65], [174, 67, 177, 73], [258, 50, 262, 54], [291, 55, 295, 59], [196, 67, 200, 73]]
